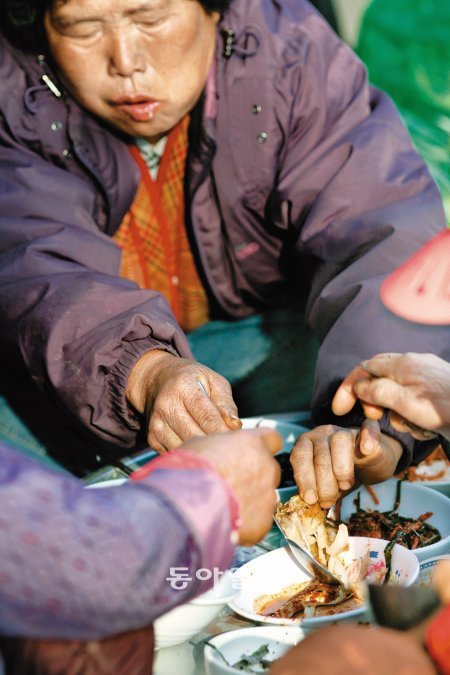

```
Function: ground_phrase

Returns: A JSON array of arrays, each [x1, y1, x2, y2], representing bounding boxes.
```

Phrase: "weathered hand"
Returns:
[[434, 560, 450, 606], [183, 427, 282, 545], [332, 353, 450, 440], [270, 624, 436, 675], [290, 420, 403, 509], [126, 350, 242, 453]]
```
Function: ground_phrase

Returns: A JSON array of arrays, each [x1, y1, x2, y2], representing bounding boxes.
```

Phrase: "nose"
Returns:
[[108, 30, 145, 77]]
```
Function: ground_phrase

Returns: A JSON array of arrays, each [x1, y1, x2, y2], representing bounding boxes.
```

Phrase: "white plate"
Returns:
[[228, 539, 419, 628], [339, 478, 450, 561], [241, 418, 309, 449]]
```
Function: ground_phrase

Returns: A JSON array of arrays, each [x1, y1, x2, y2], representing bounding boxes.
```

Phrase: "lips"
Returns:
[[112, 96, 160, 123]]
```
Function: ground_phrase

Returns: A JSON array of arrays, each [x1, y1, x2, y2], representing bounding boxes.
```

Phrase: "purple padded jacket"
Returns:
[[0, 0, 448, 460], [0, 442, 235, 639]]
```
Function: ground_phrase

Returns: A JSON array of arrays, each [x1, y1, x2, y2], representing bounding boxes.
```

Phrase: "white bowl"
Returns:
[[228, 538, 419, 628], [242, 418, 309, 503], [204, 625, 306, 675], [419, 554, 450, 587], [154, 571, 240, 649], [339, 478, 450, 561]]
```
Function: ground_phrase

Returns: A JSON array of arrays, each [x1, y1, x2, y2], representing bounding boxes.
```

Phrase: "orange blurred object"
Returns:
[[381, 229, 450, 325]]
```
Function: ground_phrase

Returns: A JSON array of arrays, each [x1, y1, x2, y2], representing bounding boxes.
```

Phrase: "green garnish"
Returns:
[[383, 539, 396, 584], [232, 644, 278, 672]]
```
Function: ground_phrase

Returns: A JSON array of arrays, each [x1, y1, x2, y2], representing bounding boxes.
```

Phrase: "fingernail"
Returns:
[[360, 361, 377, 374], [224, 414, 242, 430], [304, 489, 317, 504], [362, 438, 375, 453], [354, 381, 369, 396], [339, 481, 353, 491], [261, 432, 281, 453]]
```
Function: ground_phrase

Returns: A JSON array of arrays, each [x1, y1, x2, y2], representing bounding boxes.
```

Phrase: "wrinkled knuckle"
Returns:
[[149, 414, 166, 435], [319, 488, 338, 503], [290, 443, 307, 460], [153, 391, 172, 411], [221, 377, 233, 394], [314, 458, 332, 471], [292, 473, 306, 493], [290, 442, 301, 456], [168, 401, 184, 423], [198, 410, 222, 431], [314, 445, 332, 461], [147, 432, 165, 455], [291, 449, 306, 468], [310, 425, 335, 443], [331, 430, 352, 448], [211, 369, 229, 387], [372, 378, 391, 399], [333, 463, 353, 479]]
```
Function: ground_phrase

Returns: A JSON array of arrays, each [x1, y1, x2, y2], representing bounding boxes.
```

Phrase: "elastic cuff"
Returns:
[[106, 337, 179, 432]]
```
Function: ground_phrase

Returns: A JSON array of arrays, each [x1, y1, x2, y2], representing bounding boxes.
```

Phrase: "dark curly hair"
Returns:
[[0, 0, 233, 52]]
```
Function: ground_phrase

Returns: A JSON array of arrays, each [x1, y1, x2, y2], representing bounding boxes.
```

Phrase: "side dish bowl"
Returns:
[[204, 625, 306, 675], [339, 479, 450, 562]]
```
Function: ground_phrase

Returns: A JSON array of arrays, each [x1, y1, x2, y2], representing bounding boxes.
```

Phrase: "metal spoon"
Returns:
[[273, 516, 346, 590]]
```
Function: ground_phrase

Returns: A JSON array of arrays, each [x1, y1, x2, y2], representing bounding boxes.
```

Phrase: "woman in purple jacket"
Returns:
[[0, 426, 281, 673], [0, 1, 448, 499]]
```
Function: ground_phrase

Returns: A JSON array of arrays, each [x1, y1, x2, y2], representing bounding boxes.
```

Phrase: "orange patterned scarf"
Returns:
[[114, 116, 209, 332]]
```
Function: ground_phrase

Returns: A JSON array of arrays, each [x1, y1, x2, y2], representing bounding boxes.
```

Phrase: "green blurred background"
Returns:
[[330, 0, 450, 223]]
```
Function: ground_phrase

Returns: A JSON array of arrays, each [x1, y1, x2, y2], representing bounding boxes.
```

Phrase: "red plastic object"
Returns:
[[381, 229, 450, 325]]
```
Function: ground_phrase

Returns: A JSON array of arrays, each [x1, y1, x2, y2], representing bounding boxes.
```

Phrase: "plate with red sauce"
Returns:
[[228, 538, 419, 628]]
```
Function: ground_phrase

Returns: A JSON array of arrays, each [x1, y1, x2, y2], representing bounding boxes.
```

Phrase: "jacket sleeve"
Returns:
[[276, 11, 449, 466], [0, 443, 235, 639], [0, 107, 192, 448]]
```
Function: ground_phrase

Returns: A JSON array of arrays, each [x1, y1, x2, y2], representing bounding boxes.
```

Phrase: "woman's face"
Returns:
[[44, 0, 220, 141]]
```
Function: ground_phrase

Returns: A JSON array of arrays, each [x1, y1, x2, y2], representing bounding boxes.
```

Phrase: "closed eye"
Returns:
[[55, 20, 102, 39]]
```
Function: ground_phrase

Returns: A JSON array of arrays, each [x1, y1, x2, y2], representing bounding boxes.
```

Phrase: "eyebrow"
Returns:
[[52, 1, 167, 27]]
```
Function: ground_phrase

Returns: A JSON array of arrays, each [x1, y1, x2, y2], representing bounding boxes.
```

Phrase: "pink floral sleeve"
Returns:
[[0, 443, 235, 639]]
